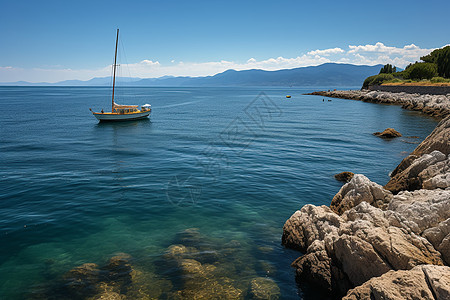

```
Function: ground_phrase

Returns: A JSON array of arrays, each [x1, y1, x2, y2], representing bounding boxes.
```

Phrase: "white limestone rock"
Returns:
[[330, 174, 393, 214], [343, 265, 450, 300]]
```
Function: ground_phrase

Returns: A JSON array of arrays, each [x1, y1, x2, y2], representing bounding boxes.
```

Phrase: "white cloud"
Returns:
[[307, 47, 345, 56], [345, 42, 436, 67], [0, 43, 445, 83], [348, 42, 431, 57]]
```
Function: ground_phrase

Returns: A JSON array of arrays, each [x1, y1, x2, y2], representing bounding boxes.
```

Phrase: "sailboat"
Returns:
[[90, 29, 151, 122]]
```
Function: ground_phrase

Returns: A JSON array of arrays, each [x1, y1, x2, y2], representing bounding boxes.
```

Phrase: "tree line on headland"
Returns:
[[363, 45, 450, 88]]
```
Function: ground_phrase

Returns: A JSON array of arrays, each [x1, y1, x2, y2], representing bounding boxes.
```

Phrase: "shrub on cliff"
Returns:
[[362, 73, 394, 88], [405, 62, 438, 80], [431, 76, 450, 83]]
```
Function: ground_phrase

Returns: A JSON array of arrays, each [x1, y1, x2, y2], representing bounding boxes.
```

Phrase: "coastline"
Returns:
[[306, 89, 450, 119], [283, 90, 450, 298]]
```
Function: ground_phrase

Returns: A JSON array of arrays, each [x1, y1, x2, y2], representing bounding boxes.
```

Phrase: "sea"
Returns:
[[0, 86, 439, 299]]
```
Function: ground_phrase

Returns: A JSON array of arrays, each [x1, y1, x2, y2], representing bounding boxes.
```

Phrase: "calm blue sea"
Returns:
[[0, 86, 438, 299]]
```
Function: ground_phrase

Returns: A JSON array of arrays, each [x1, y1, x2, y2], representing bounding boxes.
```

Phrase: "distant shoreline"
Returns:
[[306, 89, 450, 118]]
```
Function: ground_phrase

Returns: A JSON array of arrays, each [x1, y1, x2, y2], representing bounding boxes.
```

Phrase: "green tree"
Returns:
[[379, 64, 396, 74], [406, 63, 438, 80], [421, 45, 450, 78]]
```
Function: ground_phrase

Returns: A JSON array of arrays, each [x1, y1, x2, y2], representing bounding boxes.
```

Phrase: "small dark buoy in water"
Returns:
[[286, 95, 291, 98], [323, 99, 324, 102]]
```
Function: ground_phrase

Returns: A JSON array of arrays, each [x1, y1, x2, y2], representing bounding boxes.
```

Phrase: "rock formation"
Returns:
[[283, 186, 450, 297], [373, 128, 402, 138], [343, 265, 450, 300], [282, 105, 450, 298], [385, 151, 449, 193], [330, 174, 393, 214], [385, 114, 450, 193], [334, 171, 354, 183]]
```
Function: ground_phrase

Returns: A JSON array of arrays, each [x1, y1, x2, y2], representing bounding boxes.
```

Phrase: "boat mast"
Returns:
[[111, 28, 119, 112]]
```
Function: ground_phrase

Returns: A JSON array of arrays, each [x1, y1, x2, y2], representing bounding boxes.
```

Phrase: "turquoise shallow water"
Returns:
[[0, 86, 438, 299]]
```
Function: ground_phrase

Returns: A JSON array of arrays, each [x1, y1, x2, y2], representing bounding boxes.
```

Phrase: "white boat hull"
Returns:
[[93, 110, 151, 122]]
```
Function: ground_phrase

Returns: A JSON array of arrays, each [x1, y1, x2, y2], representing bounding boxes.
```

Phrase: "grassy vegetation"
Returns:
[[382, 77, 450, 86]]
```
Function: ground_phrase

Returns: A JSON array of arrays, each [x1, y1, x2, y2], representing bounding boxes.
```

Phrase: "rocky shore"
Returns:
[[307, 90, 450, 118], [282, 109, 450, 298]]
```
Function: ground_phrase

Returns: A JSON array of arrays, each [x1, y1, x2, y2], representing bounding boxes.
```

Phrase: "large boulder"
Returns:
[[343, 265, 450, 300], [387, 189, 450, 235], [282, 196, 446, 297], [423, 218, 450, 265], [341, 203, 444, 271], [282, 205, 342, 252], [330, 174, 393, 214], [385, 151, 449, 193], [291, 241, 332, 290], [410, 115, 450, 158], [386, 115, 450, 193]]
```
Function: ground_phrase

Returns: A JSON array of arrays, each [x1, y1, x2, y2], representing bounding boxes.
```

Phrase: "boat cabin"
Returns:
[[113, 104, 139, 114], [141, 104, 152, 111]]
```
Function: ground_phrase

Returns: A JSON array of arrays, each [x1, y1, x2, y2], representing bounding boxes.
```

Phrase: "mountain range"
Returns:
[[1, 63, 384, 87]]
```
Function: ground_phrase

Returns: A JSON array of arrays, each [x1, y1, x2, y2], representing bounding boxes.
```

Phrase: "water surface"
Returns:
[[0, 86, 438, 299]]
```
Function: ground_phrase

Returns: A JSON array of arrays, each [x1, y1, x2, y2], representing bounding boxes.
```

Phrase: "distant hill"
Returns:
[[0, 63, 384, 87]]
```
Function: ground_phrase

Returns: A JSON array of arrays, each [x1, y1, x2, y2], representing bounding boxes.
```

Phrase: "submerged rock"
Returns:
[[87, 283, 124, 300], [160, 229, 253, 299], [249, 277, 280, 300], [343, 265, 450, 300], [63, 263, 102, 297], [172, 257, 244, 299], [45, 253, 136, 299], [373, 128, 402, 138], [334, 171, 354, 183], [125, 267, 173, 300], [175, 228, 203, 248], [103, 253, 133, 291], [42, 228, 265, 300]]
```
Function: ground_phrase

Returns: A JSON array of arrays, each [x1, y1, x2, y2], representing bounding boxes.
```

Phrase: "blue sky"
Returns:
[[1, 0, 449, 82]]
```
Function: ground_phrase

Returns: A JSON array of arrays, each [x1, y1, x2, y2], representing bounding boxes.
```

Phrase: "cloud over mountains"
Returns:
[[0, 42, 441, 83]]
